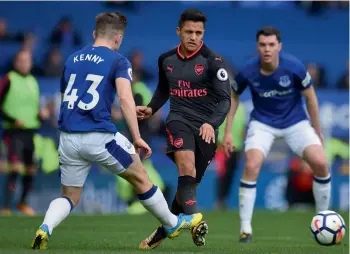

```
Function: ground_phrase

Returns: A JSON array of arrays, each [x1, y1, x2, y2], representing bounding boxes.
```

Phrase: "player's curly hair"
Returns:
[[256, 26, 281, 42], [95, 12, 127, 38], [178, 9, 207, 28]]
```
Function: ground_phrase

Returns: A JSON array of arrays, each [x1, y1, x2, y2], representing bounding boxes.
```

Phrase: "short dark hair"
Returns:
[[256, 26, 281, 42], [178, 9, 207, 28], [95, 12, 127, 38]]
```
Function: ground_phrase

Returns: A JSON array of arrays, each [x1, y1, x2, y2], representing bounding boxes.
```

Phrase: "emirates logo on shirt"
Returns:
[[170, 79, 208, 98]]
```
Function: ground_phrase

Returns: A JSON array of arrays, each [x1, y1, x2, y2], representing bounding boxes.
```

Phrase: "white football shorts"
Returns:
[[59, 132, 136, 187], [245, 120, 322, 158]]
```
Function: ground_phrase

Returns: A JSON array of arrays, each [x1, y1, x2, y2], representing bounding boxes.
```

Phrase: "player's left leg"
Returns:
[[32, 132, 91, 249], [32, 184, 81, 250], [285, 120, 330, 212]]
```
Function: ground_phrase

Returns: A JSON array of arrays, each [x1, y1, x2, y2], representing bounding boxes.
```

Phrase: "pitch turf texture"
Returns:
[[0, 211, 348, 254]]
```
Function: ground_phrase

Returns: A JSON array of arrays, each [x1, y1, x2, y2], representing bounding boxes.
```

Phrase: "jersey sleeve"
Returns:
[[114, 57, 133, 83], [206, 56, 231, 129], [208, 56, 231, 94], [147, 55, 169, 114], [294, 62, 313, 90], [232, 71, 248, 95]]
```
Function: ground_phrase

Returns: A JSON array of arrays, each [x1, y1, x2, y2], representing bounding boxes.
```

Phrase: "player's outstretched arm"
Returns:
[[116, 77, 141, 141], [199, 58, 231, 144], [146, 56, 169, 116], [302, 86, 323, 144], [222, 91, 240, 156]]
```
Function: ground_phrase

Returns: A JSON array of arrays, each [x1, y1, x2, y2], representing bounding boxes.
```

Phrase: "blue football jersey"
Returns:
[[58, 45, 132, 133], [232, 52, 313, 128]]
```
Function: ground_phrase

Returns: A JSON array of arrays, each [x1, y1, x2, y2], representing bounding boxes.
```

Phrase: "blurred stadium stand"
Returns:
[[0, 2, 348, 86], [0, 1, 348, 214]]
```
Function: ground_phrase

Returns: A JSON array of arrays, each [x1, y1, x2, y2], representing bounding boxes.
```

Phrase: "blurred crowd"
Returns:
[[0, 2, 349, 89]]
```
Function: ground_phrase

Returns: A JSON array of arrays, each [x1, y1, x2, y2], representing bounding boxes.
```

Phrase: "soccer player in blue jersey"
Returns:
[[31, 12, 203, 250], [223, 27, 331, 243]]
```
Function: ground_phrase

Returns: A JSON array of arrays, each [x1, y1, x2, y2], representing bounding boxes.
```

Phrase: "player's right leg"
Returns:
[[31, 132, 90, 249], [92, 132, 202, 239], [239, 121, 276, 242]]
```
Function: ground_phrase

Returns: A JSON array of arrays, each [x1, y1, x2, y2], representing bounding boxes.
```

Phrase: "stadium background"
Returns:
[[0, 1, 348, 214]]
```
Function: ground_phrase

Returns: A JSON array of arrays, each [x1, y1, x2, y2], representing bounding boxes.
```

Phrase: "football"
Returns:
[[310, 210, 346, 246]]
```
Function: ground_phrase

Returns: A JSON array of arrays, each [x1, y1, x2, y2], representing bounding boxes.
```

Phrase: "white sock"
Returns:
[[313, 174, 331, 212], [239, 180, 257, 234], [42, 197, 73, 235], [138, 185, 178, 229]]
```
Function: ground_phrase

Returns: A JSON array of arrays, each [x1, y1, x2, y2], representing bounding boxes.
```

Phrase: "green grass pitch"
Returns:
[[0, 211, 348, 254]]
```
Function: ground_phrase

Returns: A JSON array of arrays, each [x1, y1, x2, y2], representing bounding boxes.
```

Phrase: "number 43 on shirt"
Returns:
[[63, 73, 104, 110]]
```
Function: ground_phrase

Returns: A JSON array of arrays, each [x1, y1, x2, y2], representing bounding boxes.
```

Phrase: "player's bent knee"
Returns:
[[243, 149, 264, 180], [303, 145, 329, 177], [174, 151, 196, 176], [309, 157, 329, 177], [243, 159, 263, 180], [177, 161, 195, 176], [245, 159, 262, 173], [244, 163, 260, 179]]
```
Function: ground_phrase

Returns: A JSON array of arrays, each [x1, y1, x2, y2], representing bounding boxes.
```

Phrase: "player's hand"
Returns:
[[136, 106, 152, 120], [222, 133, 235, 157], [134, 138, 152, 159], [14, 119, 24, 129], [199, 123, 215, 144]]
